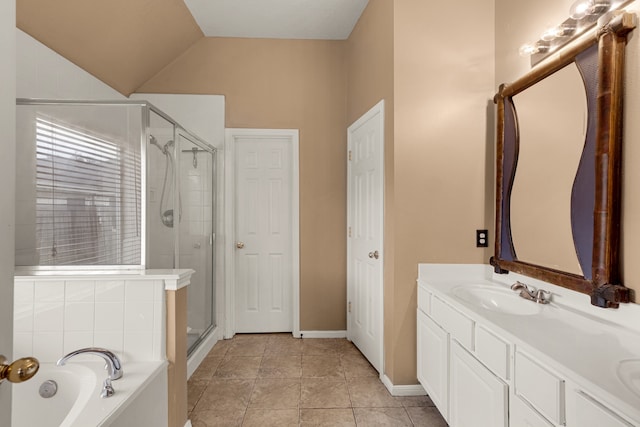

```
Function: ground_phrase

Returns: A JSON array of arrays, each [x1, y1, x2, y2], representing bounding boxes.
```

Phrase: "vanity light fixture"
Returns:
[[519, 0, 627, 64]]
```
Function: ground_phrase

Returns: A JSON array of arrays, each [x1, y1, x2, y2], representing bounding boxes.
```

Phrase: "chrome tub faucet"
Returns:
[[511, 281, 551, 304], [57, 347, 123, 398]]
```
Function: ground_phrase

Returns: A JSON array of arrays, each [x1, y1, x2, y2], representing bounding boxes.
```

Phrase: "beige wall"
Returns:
[[17, 0, 203, 95], [345, 0, 396, 382], [389, 0, 496, 384], [494, 0, 640, 299], [139, 38, 349, 330], [621, 4, 640, 298]]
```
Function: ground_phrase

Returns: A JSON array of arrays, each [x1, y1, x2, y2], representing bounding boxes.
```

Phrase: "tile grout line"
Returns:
[[239, 347, 263, 427]]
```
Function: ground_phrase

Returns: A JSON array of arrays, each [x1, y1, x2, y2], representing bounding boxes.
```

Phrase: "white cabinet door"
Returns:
[[511, 395, 554, 427], [417, 309, 449, 421], [567, 390, 634, 427], [450, 340, 508, 427]]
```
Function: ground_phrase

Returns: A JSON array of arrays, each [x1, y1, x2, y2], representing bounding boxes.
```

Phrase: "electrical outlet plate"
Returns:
[[476, 229, 488, 247]]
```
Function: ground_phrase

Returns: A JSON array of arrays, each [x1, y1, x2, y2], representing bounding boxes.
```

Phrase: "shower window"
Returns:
[[16, 103, 143, 267], [34, 118, 141, 265]]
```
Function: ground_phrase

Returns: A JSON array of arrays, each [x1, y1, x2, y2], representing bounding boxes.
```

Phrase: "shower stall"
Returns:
[[15, 99, 218, 356]]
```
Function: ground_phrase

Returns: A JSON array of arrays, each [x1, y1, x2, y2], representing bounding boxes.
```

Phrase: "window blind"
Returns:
[[35, 117, 141, 265]]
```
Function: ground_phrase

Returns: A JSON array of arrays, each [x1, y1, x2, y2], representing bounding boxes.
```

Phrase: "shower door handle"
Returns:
[[236, 242, 245, 249]]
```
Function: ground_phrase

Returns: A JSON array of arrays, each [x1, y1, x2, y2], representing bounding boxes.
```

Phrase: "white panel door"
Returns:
[[235, 137, 293, 332], [347, 100, 384, 373], [0, 0, 15, 423]]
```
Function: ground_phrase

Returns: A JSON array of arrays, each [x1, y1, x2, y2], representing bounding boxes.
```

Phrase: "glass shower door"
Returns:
[[176, 130, 216, 354], [146, 110, 177, 269]]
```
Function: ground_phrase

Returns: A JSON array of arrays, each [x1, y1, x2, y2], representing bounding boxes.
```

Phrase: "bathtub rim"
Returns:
[[12, 360, 168, 427]]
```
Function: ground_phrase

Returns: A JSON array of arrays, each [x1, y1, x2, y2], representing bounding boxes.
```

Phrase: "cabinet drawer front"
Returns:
[[569, 391, 633, 427], [476, 325, 510, 381], [418, 284, 430, 315], [511, 395, 554, 427], [431, 296, 474, 349], [515, 351, 565, 425]]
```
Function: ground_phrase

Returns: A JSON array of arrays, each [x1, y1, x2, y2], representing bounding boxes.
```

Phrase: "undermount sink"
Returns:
[[617, 359, 640, 398], [452, 285, 543, 315]]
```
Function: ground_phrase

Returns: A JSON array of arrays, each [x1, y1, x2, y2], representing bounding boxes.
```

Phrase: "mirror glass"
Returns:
[[510, 63, 587, 276]]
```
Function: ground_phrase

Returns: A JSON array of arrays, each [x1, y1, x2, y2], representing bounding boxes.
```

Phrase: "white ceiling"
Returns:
[[184, 0, 369, 40]]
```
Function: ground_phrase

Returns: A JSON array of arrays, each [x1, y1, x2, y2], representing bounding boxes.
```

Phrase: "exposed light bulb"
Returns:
[[570, 0, 593, 20], [541, 26, 563, 41], [519, 42, 550, 57], [542, 22, 577, 41], [519, 43, 537, 56]]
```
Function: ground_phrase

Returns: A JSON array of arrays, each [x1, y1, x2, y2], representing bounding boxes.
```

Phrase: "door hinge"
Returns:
[[348, 301, 352, 313], [348, 150, 352, 161], [348, 226, 352, 237]]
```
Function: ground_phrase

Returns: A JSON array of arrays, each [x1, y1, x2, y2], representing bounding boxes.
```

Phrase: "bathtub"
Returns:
[[12, 360, 168, 427]]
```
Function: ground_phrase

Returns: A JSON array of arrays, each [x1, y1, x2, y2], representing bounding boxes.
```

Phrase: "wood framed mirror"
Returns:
[[492, 11, 636, 308]]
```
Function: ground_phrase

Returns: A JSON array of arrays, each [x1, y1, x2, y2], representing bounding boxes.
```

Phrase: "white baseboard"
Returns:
[[185, 420, 193, 427], [381, 374, 427, 396], [299, 330, 347, 339]]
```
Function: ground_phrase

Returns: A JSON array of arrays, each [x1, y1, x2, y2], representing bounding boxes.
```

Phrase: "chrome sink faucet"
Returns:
[[57, 347, 123, 398], [511, 281, 551, 304]]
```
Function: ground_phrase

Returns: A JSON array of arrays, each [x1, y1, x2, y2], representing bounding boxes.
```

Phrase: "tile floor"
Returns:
[[187, 334, 448, 426]]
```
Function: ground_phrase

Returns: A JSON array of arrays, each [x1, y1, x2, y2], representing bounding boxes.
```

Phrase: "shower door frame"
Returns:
[[174, 127, 218, 356]]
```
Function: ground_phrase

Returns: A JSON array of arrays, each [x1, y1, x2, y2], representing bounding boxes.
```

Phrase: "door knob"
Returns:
[[368, 250, 379, 259], [0, 355, 39, 384], [236, 241, 245, 249]]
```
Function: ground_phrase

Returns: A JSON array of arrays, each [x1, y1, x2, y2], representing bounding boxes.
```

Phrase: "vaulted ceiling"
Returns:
[[16, 0, 368, 96], [17, 0, 204, 95]]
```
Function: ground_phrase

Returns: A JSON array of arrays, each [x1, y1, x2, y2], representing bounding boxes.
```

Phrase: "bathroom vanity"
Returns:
[[417, 264, 640, 427]]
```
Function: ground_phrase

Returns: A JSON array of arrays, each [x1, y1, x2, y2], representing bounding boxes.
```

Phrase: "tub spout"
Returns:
[[57, 347, 123, 380]]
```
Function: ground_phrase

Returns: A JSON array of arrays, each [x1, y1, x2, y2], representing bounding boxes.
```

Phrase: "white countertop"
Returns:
[[418, 264, 640, 423]]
